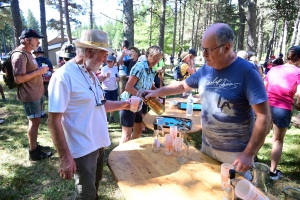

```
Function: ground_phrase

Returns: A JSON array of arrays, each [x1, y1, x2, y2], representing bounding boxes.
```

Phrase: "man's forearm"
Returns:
[[48, 114, 72, 160], [243, 113, 271, 157]]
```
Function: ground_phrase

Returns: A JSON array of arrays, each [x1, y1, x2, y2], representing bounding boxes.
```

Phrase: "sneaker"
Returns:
[[270, 169, 283, 180], [29, 145, 53, 161], [40, 113, 48, 118], [37, 143, 51, 151]]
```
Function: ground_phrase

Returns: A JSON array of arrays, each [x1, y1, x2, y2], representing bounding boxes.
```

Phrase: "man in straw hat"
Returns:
[[48, 30, 131, 199], [145, 23, 271, 180]]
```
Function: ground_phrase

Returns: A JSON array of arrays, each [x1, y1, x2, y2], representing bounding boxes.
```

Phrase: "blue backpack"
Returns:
[[173, 62, 185, 81]]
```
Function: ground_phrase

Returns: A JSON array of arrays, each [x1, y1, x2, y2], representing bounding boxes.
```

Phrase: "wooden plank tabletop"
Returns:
[[108, 137, 279, 200], [142, 97, 202, 133]]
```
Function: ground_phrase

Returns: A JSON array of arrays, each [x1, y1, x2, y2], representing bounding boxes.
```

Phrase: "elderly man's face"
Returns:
[[201, 31, 227, 69], [86, 49, 108, 72]]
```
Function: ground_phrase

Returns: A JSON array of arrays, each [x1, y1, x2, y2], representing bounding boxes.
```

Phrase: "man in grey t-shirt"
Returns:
[[145, 23, 271, 178]]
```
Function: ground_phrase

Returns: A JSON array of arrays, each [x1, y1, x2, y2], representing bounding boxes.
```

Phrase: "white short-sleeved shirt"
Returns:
[[101, 66, 119, 91], [48, 61, 110, 158]]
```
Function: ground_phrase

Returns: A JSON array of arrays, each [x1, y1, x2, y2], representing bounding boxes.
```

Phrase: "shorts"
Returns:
[[23, 97, 43, 119], [270, 106, 292, 128], [120, 109, 143, 127], [104, 89, 118, 101], [142, 103, 149, 114]]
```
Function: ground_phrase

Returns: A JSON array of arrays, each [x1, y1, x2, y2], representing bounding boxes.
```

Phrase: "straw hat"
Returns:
[[75, 30, 113, 53], [180, 52, 192, 61]]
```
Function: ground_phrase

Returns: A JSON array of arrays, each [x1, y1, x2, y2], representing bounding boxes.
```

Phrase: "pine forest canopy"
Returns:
[[0, 0, 300, 63]]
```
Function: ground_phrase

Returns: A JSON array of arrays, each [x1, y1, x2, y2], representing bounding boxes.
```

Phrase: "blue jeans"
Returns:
[[74, 148, 105, 200]]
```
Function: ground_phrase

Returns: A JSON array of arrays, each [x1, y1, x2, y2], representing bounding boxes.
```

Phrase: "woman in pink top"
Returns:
[[264, 46, 300, 180]]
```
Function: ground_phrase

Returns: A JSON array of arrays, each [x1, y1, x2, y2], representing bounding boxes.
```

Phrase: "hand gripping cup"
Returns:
[[129, 96, 143, 113]]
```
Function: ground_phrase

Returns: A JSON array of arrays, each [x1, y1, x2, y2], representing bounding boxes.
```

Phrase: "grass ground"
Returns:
[[0, 68, 299, 200]]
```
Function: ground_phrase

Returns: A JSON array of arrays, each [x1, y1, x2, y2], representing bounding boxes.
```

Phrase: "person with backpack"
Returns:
[[174, 52, 195, 82], [11, 29, 53, 161], [32, 46, 54, 118]]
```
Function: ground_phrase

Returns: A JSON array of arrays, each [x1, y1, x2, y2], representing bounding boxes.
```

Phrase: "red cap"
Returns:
[[271, 55, 276, 59]]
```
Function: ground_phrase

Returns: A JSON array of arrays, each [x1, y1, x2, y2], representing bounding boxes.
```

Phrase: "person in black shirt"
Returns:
[[117, 46, 140, 94], [272, 53, 284, 66]]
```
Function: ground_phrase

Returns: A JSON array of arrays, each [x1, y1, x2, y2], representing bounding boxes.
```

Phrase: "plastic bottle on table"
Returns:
[[186, 93, 193, 116]]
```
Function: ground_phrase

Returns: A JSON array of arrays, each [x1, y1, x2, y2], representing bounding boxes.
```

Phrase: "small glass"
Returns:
[[177, 127, 189, 164]]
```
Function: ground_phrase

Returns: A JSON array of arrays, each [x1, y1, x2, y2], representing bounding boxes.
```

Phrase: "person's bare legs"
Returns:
[[270, 124, 287, 172], [28, 117, 41, 151], [0, 84, 5, 97], [120, 126, 132, 145], [131, 122, 143, 140]]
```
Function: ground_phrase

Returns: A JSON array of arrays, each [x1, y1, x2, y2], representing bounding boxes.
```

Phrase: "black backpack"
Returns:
[[173, 62, 186, 81], [2, 50, 28, 89]]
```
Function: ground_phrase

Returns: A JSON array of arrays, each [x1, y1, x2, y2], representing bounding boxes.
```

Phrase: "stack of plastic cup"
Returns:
[[235, 179, 270, 200], [170, 126, 177, 142], [164, 134, 173, 156]]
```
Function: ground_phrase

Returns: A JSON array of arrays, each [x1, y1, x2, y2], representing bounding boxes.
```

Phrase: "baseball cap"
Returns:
[[19, 29, 44, 39], [107, 55, 116, 62], [33, 46, 44, 54], [279, 53, 283, 57], [189, 48, 197, 57], [129, 47, 141, 57], [288, 46, 300, 57], [270, 55, 276, 59]]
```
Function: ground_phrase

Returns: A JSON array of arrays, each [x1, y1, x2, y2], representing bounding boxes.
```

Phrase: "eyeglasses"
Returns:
[[200, 43, 227, 54]]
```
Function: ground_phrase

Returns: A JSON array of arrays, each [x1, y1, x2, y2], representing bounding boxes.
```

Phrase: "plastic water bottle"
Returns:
[[186, 93, 193, 116]]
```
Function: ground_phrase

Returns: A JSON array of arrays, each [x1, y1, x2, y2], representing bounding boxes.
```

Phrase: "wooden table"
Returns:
[[108, 137, 279, 200], [143, 97, 202, 133]]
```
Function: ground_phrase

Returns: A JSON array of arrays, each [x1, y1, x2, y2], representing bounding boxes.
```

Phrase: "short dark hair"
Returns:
[[122, 40, 130, 49]]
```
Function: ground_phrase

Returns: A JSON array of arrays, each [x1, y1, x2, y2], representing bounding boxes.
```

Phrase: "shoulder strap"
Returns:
[[11, 50, 29, 66]]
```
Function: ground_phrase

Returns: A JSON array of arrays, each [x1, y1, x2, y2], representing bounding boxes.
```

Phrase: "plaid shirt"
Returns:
[[120, 61, 154, 100]]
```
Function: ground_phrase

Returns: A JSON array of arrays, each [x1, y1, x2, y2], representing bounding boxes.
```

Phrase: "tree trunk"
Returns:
[[149, 0, 153, 46], [266, 18, 278, 61], [277, 23, 284, 55], [194, 1, 201, 47], [10, 0, 22, 47], [39, 0, 49, 57], [172, 0, 178, 58], [64, 0, 72, 44], [281, 19, 289, 55], [246, 0, 257, 52], [290, 8, 300, 46], [296, 22, 300, 46], [257, 14, 263, 61], [89, 0, 93, 29], [238, 0, 246, 51], [158, 0, 166, 50], [180, 0, 187, 52], [190, 0, 196, 48], [59, 0, 64, 46], [123, 0, 134, 46]]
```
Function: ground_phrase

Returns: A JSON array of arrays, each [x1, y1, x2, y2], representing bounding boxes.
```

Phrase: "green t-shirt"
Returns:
[[152, 59, 165, 72]]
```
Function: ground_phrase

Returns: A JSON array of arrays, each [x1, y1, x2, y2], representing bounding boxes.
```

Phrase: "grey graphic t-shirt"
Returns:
[[186, 57, 267, 152]]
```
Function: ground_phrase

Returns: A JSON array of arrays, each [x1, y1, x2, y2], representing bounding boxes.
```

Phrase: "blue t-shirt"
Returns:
[[186, 57, 267, 152]]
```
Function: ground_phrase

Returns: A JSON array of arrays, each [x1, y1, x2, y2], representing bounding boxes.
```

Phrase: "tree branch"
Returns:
[[98, 11, 123, 23]]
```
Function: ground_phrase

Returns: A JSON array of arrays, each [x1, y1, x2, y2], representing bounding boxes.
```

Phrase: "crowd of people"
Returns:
[[1, 22, 299, 198]]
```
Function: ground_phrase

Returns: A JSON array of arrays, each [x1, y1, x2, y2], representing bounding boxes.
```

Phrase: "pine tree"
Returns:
[[27, 9, 40, 33]]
